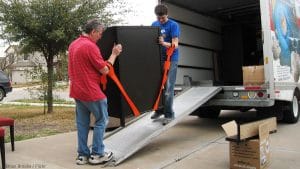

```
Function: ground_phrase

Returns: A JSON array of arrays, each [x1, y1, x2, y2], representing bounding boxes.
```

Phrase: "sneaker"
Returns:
[[151, 112, 163, 119], [88, 152, 113, 165], [151, 108, 164, 119], [162, 117, 174, 125], [76, 156, 88, 165]]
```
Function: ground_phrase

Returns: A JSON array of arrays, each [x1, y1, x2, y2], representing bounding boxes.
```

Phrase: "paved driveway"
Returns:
[[4, 110, 300, 169]]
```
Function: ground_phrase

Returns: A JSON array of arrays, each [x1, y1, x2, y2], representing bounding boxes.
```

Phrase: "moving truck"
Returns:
[[101, 1, 300, 163], [159, 0, 300, 123]]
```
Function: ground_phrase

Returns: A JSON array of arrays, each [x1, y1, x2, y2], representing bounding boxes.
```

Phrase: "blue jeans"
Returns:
[[75, 99, 109, 157], [164, 61, 178, 118]]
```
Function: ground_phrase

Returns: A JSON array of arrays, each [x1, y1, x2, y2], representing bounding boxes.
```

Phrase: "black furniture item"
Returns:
[[97, 26, 162, 126]]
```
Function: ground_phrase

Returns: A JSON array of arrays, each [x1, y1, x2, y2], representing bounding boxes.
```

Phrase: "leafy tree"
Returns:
[[0, 0, 126, 113]]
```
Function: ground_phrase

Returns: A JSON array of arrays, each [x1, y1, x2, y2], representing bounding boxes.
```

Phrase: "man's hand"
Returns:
[[112, 43, 122, 56], [158, 36, 171, 48], [158, 36, 164, 45], [158, 36, 178, 48], [100, 43, 123, 75]]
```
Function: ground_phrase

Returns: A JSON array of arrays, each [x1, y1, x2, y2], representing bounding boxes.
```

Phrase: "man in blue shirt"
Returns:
[[151, 4, 180, 125]]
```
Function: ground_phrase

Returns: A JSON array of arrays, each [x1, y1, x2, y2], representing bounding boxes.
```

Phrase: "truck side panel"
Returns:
[[268, 0, 300, 101], [260, 0, 275, 99]]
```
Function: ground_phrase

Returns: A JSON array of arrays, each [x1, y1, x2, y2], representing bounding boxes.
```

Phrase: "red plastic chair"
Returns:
[[0, 117, 14, 151], [0, 127, 5, 169]]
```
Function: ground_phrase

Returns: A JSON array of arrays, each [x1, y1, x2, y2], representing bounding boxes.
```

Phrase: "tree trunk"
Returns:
[[47, 56, 54, 114]]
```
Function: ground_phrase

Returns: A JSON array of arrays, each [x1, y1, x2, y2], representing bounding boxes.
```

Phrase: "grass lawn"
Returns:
[[0, 105, 76, 142], [13, 99, 74, 104]]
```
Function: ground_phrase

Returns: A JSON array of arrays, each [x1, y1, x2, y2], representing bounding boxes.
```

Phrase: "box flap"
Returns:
[[239, 117, 276, 140], [222, 117, 277, 142], [221, 120, 238, 137]]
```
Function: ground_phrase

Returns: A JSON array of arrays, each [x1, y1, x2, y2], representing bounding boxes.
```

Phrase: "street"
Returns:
[[1, 86, 72, 103]]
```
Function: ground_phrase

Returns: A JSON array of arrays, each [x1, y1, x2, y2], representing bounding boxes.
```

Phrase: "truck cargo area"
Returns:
[[163, 0, 263, 86]]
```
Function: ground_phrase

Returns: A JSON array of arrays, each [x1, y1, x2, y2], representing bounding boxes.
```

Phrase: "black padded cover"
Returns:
[[97, 26, 162, 123]]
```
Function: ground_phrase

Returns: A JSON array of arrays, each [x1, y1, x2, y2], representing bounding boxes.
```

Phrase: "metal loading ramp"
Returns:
[[104, 86, 222, 165]]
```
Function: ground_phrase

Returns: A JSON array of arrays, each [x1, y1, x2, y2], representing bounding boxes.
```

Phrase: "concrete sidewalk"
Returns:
[[4, 111, 300, 169]]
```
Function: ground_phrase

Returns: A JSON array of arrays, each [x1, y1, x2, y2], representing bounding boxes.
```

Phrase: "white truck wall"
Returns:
[[265, 0, 300, 101], [165, 3, 223, 84], [259, 0, 275, 99]]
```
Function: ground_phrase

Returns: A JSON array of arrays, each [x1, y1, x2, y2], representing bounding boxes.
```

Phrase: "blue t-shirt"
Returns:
[[152, 19, 180, 61]]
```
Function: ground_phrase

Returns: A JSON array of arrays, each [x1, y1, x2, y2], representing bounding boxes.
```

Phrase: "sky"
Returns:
[[0, 39, 9, 58], [120, 0, 157, 26]]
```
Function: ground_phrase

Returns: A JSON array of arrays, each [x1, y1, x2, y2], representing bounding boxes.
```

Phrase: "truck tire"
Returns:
[[193, 107, 221, 118], [0, 88, 5, 101], [255, 102, 284, 121], [283, 92, 300, 123]]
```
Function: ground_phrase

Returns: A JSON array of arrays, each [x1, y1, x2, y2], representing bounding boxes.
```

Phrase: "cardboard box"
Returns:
[[222, 118, 277, 169], [243, 65, 265, 86]]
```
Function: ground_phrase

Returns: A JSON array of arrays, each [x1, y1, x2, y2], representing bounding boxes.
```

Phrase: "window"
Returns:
[[24, 54, 29, 61]]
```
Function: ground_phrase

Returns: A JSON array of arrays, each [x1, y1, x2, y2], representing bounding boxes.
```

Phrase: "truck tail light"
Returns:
[[257, 91, 264, 97]]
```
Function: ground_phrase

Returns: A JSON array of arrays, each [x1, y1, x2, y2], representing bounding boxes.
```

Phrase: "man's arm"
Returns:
[[159, 22, 180, 48], [159, 37, 179, 48], [100, 44, 122, 74]]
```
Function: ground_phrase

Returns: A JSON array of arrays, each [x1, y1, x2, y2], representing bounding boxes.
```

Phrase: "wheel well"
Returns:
[[294, 87, 300, 100], [0, 86, 5, 97]]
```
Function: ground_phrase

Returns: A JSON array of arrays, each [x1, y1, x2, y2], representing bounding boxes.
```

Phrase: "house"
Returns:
[[0, 44, 67, 84], [1, 45, 47, 84]]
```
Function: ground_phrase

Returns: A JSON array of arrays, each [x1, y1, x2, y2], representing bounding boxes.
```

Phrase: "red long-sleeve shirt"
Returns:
[[68, 35, 106, 101]]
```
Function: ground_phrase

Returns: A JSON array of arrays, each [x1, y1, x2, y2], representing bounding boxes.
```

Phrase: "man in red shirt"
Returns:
[[68, 19, 122, 165]]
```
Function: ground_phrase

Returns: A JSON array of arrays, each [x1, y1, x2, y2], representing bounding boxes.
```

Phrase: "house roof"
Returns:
[[4, 45, 18, 53], [10, 61, 37, 68]]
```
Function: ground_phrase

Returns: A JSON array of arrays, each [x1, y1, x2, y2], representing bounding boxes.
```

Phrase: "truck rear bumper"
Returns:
[[207, 98, 274, 107]]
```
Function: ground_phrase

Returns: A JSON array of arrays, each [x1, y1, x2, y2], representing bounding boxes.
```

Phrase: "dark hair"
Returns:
[[154, 4, 168, 16], [82, 19, 103, 34]]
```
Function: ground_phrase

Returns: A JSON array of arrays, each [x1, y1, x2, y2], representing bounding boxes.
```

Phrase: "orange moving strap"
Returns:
[[153, 45, 176, 111], [100, 74, 107, 91], [100, 63, 140, 117]]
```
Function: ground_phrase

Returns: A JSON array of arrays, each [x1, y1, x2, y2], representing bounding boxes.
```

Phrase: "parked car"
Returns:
[[0, 70, 12, 101]]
